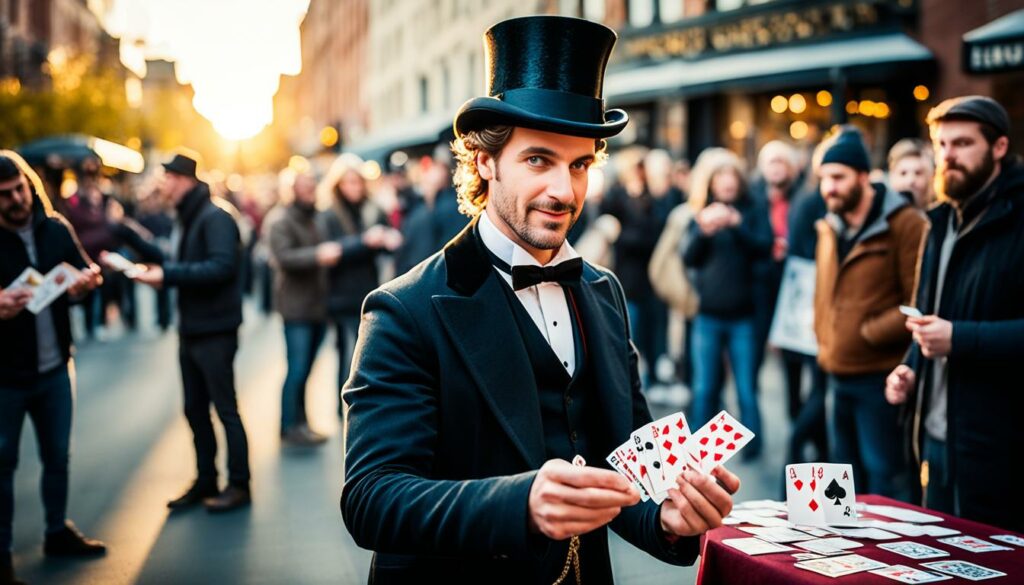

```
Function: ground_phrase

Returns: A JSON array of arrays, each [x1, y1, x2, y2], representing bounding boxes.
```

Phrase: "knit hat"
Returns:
[[821, 127, 871, 173], [926, 95, 1010, 138]]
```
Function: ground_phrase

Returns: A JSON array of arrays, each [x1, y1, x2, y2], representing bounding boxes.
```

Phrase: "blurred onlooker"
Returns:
[[600, 149, 680, 388], [750, 140, 806, 419], [813, 127, 926, 501], [683, 148, 771, 457], [888, 138, 936, 209], [0, 151, 106, 585], [393, 147, 466, 275], [886, 96, 1024, 531], [264, 168, 333, 446], [134, 188, 175, 330], [316, 154, 402, 410]]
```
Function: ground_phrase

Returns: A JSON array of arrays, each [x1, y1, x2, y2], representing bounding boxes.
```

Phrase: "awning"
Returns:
[[347, 112, 453, 163], [16, 135, 145, 173], [605, 33, 934, 104], [963, 9, 1024, 74]]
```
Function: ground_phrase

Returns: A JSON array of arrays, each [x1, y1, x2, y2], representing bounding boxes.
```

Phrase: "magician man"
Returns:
[[340, 15, 740, 584]]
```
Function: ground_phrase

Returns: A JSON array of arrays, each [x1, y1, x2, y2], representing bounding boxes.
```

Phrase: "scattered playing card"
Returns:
[[792, 552, 825, 560], [869, 564, 952, 583], [863, 504, 944, 524], [737, 526, 816, 544], [721, 537, 794, 556], [792, 526, 839, 538], [794, 553, 888, 578], [794, 537, 863, 555], [937, 535, 1012, 553], [685, 410, 753, 474], [989, 534, 1024, 547], [878, 541, 950, 559], [832, 527, 901, 540], [921, 560, 1007, 581]]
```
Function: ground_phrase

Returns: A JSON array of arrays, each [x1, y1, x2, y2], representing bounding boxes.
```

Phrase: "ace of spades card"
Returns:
[[786, 463, 857, 526], [684, 410, 754, 474]]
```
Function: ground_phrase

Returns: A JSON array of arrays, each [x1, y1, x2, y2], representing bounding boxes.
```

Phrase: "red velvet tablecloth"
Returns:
[[697, 495, 1024, 584]]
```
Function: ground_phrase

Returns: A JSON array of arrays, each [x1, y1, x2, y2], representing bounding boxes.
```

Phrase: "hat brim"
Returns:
[[454, 96, 628, 139]]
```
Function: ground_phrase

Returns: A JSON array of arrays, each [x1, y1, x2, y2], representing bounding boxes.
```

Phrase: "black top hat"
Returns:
[[454, 16, 628, 139], [162, 151, 200, 178]]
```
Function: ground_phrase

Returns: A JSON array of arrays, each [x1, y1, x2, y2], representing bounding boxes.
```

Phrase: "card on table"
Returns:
[[720, 537, 794, 556], [869, 565, 952, 583], [793, 553, 888, 578], [921, 560, 1007, 581], [937, 535, 1012, 553], [878, 541, 950, 559], [685, 410, 753, 474], [792, 552, 825, 560], [785, 463, 857, 526], [989, 534, 1024, 547], [833, 527, 901, 540], [794, 537, 863, 555], [863, 504, 944, 524], [737, 526, 816, 544]]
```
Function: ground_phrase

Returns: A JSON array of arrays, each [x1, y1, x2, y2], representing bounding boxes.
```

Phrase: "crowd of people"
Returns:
[[0, 78, 1020, 583]]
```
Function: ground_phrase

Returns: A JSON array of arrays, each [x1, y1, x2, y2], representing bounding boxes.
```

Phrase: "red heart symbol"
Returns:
[[726, 442, 735, 450], [724, 424, 733, 432], [700, 437, 709, 446], [710, 424, 718, 432], [734, 433, 743, 440], [699, 450, 708, 460], [793, 479, 804, 491], [714, 453, 723, 461], [715, 438, 724, 447]]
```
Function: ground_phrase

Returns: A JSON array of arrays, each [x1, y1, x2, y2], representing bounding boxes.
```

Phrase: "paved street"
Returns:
[[9, 301, 792, 585]]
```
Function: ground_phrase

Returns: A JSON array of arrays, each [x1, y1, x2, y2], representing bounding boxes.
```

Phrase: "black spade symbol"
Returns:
[[824, 479, 846, 505]]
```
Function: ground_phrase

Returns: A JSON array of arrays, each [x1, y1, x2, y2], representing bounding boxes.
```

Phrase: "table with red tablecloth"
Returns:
[[696, 495, 1024, 584]]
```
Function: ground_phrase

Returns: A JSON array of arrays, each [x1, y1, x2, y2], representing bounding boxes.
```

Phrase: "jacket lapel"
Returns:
[[433, 218, 546, 469]]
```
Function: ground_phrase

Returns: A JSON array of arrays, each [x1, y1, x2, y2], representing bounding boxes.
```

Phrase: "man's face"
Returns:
[[818, 163, 864, 215], [479, 127, 595, 255], [762, 155, 794, 188], [890, 156, 933, 208], [293, 174, 317, 207], [931, 120, 1005, 202], [0, 175, 33, 227], [158, 171, 189, 205]]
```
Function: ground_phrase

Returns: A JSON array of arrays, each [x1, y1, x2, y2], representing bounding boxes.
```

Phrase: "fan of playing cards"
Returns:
[[607, 410, 754, 503]]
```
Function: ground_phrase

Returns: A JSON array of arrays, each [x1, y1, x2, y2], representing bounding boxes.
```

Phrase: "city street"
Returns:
[[8, 302, 791, 585]]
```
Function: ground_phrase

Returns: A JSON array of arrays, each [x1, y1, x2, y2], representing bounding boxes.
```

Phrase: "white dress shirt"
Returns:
[[478, 211, 579, 376]]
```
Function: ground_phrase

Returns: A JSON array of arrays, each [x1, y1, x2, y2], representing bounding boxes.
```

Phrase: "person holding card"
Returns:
[[132, 150, 253, 513], [0, 151, 106, 585], [812, 128, 927, 501], [886, 96, 1024, 533], [340, 16, 739, 584]]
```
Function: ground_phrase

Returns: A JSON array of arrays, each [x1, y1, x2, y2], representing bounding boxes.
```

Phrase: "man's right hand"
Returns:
[[528, 459, 640, 541], [315, 242, 342, 266], [0, 287, 32, 319], [885, 364, 916, 405]]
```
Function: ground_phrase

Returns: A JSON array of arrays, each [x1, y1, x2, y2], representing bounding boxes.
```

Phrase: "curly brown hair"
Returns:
[[451, 126, 608, 217]]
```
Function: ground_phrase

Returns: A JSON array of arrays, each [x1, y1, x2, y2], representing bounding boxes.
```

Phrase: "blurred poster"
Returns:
[[769, 256, 818, 356]]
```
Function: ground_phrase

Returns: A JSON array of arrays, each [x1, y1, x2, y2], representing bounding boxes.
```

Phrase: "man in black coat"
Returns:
[[134, 151, 251, 513], [886, 96, 1024, 532], [341, 17, 739, 584], [0, 151, 106, 585]]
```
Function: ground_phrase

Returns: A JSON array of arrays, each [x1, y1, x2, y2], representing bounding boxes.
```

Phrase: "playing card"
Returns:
[[785, 463, 824, 526], [792, 525, 839, 538], [877, 541, 950, 559], [7, 266, 44, 291], [899, 305, 923, 318], [645, 412, 692, 493], [832, 527, 901, 540], [606, 445, 650, 502], [863, 504, 944, 523], [720, 537, 794, 556], [630, 424, 665, 493], [737, 526, 816, 543], [25, 264, 78, 314], [793, 554, 888, 578], [101, 251, 144, 278], [989, 534, 1024, 547], [685, 410, 753, 474], [792, 552, 825, 560], [819, 464, 857, 524], [794, 537, 863, 555], [937, 535, 1012, 553], [869, 565, 952, 583], [921, 560, 1007, 581]]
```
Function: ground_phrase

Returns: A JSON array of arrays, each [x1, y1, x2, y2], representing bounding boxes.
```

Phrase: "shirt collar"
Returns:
[[478, 209, 579, 273]]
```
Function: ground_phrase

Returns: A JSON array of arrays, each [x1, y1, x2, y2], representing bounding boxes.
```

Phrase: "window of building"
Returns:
[[660, 0, 684, 23], [629, 0, 655, 28], [419, 75, 429, 114]]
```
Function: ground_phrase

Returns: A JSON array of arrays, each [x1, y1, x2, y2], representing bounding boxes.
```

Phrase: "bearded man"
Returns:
[[885, 96, 1024, 532]]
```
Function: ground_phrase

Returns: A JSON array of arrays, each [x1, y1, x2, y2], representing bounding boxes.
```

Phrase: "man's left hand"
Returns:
[[67, 264, 102, 297], [660, 466, 739, 539], [907, 315, 952, 358], [133, 265, 165, 289]]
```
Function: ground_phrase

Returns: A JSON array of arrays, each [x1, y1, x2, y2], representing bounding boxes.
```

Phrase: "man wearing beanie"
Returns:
[[886, 96, 1024, 532], [812, 126, 927, 501]]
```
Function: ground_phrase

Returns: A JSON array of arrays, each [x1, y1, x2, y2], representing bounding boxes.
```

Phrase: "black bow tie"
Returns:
[[509, 257, 583, 291]]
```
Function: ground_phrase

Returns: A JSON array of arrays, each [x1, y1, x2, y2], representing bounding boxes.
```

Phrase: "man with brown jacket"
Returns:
[[813, 128, 926, 501], [265, 169, 338, 446]]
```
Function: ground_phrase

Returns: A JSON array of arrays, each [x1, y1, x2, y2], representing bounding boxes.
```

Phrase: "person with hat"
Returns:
[[340, 16, 738, 583], [0, 151, 105, 585], [812, 127, 927, 501], [885, 96, 1024, 531], [133, 150, 252, 513]]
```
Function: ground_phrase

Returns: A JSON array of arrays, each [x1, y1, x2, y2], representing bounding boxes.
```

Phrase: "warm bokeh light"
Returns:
[[846, 100, 859, 115], [104, 0, 311, 140], [729, 120, 748, 140], [816, 90, 833, 107], [858, 100, 877, 117], [789, 121, 809, 140], [320, 126, 340, 148], [770, 95, 788, 114], [875, 102, 891, 118], [914, 85, 930, 101], [789, 94, 807, 114]]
